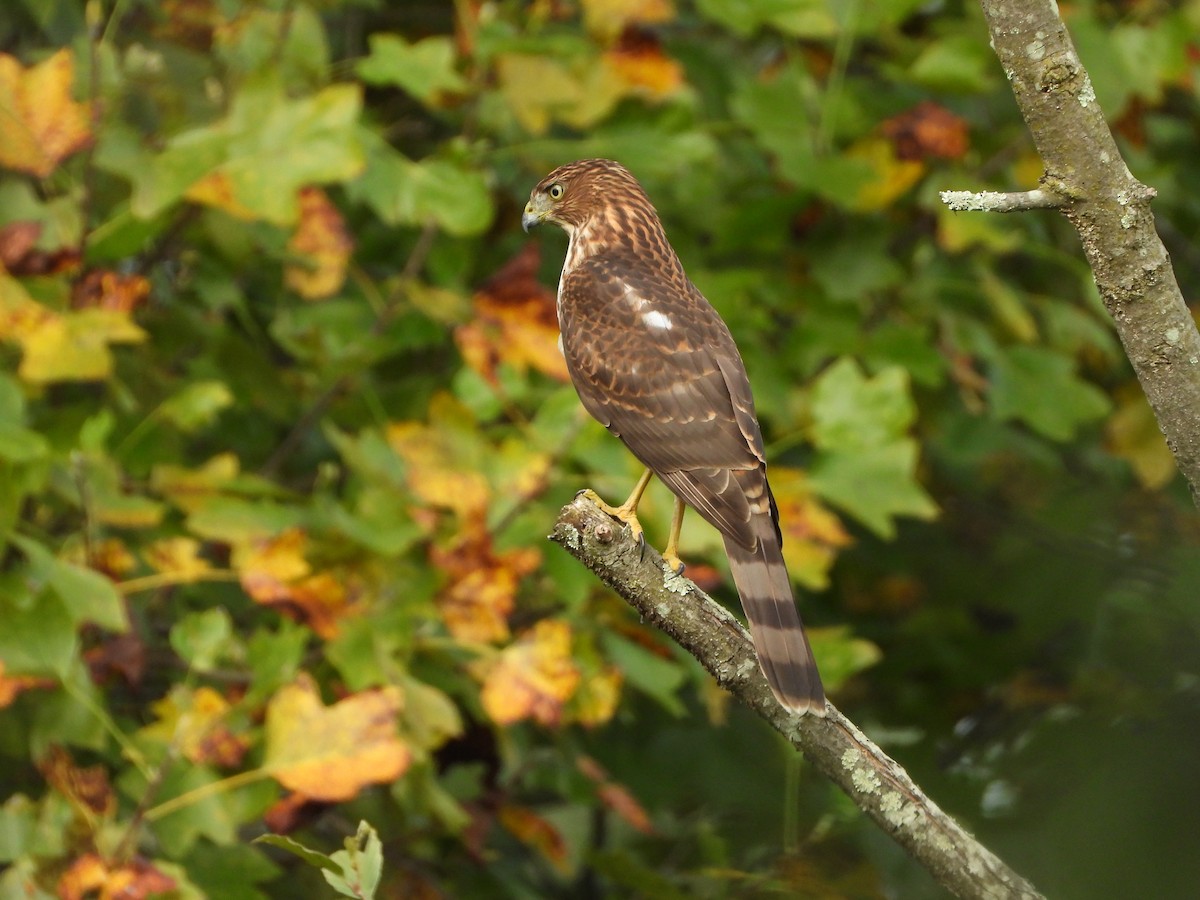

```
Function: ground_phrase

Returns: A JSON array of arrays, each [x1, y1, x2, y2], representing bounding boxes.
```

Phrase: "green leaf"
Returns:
[[350, 138, 493, 236], [12, 535, 129, 632], [908, 34, 995, 93], [809, 359, 916, 451], [0, 422, 48, 462], [253, 834, 341, 874], [0, 587, 76, 678], [160, 381, 234, 432], [324, 821, 383, 900], [807, 626, 882, 690], [134, 80, 364, 225], [601, 633, 686, 716], [170, 608, 233, 672], [357, 35, 467, 103], [809, 440, 938, 539], [988, 346, 1112, 441], [695, 0, 837, 39]]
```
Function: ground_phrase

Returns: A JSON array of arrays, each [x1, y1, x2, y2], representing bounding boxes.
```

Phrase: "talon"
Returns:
[[662, 552, 685, 576]]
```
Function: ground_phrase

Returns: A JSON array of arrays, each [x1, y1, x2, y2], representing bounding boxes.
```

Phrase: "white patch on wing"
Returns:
[[642, 309, 673, 330], [618, 281, 649, 311]]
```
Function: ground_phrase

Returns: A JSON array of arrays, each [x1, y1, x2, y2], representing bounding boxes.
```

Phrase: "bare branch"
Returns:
[[939, 188, 1064, 212], [958, 0, 1200, 503], [551, 494, 1044, 900]]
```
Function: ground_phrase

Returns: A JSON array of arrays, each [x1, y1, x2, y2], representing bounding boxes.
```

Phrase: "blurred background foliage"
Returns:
[[1, 0, 1199, 897]]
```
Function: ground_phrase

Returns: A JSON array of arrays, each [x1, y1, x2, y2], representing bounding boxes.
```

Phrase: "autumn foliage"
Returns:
[[1, 1, 1199, 898]]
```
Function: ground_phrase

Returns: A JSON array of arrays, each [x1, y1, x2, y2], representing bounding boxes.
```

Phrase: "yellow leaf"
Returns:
[[771, 467, 852, 591], [17, 309, 146, 385], [265, 674, 410, 801], [603, 34, 684, 98], [150, 453, 241, 513], [234, 528, 311, 603], [0, 49, 93, 177], [845, 137, 924, 212], [573, 667, 623, 727], [142, 685, 247, 767], [143, 537, 212, 580], [481, 620, 581, 726], [1106, 384, 1177, 489], [496, 53, 624, 135], [387, 419, 491, 518], [580, 0, 675, 39], [285, 187, 354, 299]]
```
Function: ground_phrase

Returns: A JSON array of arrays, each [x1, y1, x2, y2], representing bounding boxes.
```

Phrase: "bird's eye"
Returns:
[[548, 183, 564, 200]]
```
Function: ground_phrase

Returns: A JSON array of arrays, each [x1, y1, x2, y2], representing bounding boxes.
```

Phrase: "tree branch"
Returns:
[[939, 188, 1064, 212], [942, 0, 1200, 504], [551, 494, 1043, 900]]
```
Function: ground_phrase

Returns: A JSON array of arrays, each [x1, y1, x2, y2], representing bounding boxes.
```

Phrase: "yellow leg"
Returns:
[[661, 497, 686, 575], [579, 468, 653, 546]]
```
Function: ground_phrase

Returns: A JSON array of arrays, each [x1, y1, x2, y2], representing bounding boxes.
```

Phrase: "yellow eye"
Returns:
[[548, 183, 564, 200]]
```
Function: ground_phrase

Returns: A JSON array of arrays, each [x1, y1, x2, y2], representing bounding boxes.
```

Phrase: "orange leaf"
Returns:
[[577, 755, 653, 834], [143, 686, 248, 768], [40, 746, 116, 818], [285, 187, 354, 299], [0, 660, 55, 708], [881, 101, 970, 162], [72, 269, 152, 313], [431, 526, 540, 644], [0, 49, 94, 177], [234, 529, 356, 638], [58, 853, 175, 900], [456, 244, 569, 386], [771, 467, 853, 591], [265, 674, 410, 802], [604, 30, 684, 98], [387, 420, 492, 518], [497, 804, 569, 872], [481, 619, 581, 726]]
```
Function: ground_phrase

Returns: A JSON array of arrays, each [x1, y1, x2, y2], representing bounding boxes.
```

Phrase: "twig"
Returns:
[[550, 494, 1044, 900], [939, 188, 1063, 213]]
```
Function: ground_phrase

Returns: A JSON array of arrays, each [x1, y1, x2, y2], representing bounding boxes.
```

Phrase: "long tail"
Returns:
[[723, 512, 826, 716]]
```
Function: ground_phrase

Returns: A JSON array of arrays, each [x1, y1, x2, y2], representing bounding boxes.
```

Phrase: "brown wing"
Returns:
[[558, 254, 765, 548]]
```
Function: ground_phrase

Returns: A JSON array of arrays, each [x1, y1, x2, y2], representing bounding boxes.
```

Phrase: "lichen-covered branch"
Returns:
[[944, 0, 1200, 503], [939, 188, 1064, 212], [551, 495, 1044, 900]]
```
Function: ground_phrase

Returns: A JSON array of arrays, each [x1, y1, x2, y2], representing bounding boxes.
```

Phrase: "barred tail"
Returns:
[[724, 514, 826, 716]]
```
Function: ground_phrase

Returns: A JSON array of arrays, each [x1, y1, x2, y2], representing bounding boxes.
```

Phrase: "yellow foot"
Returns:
[[661, 550, 685, 576], [578, 488, 645, 547]]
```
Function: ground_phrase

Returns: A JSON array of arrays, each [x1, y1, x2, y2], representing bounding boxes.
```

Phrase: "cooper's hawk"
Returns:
[[523, 159, 826, 715]]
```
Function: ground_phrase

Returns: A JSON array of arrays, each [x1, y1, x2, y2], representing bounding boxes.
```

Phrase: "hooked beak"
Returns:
[[522, 195, 551, 233]]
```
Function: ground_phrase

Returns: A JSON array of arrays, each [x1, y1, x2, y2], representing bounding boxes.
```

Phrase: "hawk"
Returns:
[[523, 159, 826, 715]]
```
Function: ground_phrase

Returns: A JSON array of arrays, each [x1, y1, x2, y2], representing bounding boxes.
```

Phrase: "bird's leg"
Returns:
[[661, 497, 686, 575], [579, 468, 654, 549]]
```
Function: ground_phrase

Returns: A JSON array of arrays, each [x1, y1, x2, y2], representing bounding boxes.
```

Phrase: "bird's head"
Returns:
[[522, 158, 649, 235]]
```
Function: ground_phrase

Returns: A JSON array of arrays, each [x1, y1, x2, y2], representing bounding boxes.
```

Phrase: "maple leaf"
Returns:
[[234, 529, 356, 638], [456, 243, 570, 387], [57, 853, 175, 900], [387, 418, 492, 519], [264, 674, 411, 802], [481, 619, 581, 726], [604, 30, 685, 98], [769, 467, 853, 591], [881, 101, 970, 162], [0, 49, 94, 177], [577, 755, 654, 834], [285, 186, 354, 299], [498, 804, 570, 873], [71, 269, 152, 313], [430, 523, 540, 644], [0, 660, 55, 708], [580, 0, 675, 40], [40, 746, 116, 818], [143, 686, 249, 768], [142, 537, 212, 580]]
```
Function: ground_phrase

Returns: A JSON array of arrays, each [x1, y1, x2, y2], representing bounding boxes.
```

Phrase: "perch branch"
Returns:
[[944, 0, 1200, 503], [551, 494, 1043, 900]]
